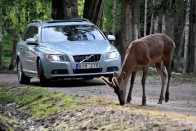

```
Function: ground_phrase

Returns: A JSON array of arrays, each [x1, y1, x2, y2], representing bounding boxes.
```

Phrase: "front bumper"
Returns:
[[42, 57, 121, 79]]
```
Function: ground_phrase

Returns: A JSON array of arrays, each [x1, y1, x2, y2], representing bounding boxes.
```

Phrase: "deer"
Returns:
[[101, 33, 176, 106]]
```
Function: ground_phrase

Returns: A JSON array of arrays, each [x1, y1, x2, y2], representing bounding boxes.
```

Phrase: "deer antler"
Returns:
[[112, 77, 119, 88], [100, 76, 114, 88]]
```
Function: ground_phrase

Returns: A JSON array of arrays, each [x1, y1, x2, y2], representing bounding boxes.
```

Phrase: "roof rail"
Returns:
[[71, 18, 91, 22], [31, 20, 43, 25], [47, 18, 92, 23]]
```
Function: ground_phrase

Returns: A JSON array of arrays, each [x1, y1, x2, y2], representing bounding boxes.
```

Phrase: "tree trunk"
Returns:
[[0, 7, 2, 68], [178, 27, 185, 57], [153, 0, 162, 33], [9, 12, 21, 71], [165, 17, 174, 40], [9, 29, 18, 71], [0, 40, 2, 68], [161, 14, 166, 33], [112, 0, 117, 35], [149, 0, 155, 34], [83, 0, 105, 30], [154, 16, 159, 33], [183, 0, 190, 73], [51, 0, 79, 20], [120, 0, 140, 59], [165, 0, 175, 40], [149, 13, 154, 34], [144, 0, 147, 36], [188, 0, 196, 73]]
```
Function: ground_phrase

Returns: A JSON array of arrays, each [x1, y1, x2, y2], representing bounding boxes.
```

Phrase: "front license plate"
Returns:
[[76, 63, 100, 69]]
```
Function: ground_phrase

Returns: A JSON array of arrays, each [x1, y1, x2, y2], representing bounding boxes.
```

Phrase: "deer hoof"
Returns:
[[165, 94, 169, 102], [142, 97, 146, 105], [126, 98, 131, 103], [165, 97, 169, 102], [142, 101, 146, 106], [126, 101, 131, 104], [158, 100, 162, 104]]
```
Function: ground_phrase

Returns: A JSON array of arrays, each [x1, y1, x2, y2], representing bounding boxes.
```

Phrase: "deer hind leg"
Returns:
[[155, 63, 166, 104], [141, 68, 149, 105], [127, 71, 136, 103], [163, 59, 172, 102]]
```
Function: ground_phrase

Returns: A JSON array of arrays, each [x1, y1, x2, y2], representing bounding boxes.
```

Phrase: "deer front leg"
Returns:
[[141, 68, 148, 105], [127, 71, 136, 103]]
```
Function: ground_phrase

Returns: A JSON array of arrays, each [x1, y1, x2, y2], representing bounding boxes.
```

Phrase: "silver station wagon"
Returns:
[[16, 18, 121, 87]]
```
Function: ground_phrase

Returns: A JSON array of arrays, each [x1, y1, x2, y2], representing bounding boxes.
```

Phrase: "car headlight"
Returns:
[[106, 51, 119, 59], [46, 54, 65, 61]]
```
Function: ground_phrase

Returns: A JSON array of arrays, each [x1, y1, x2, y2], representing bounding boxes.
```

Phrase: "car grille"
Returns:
[[73, 54, 101, 63]]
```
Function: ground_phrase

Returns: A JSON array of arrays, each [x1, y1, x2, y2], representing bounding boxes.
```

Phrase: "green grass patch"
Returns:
[[0, 86, 82, 118]]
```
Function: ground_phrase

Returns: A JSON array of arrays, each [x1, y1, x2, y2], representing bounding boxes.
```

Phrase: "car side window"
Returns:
[[23, 26, 39, 42]]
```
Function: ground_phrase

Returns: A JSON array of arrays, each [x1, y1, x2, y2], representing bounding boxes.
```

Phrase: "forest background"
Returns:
[[0, 0, 196, 74]]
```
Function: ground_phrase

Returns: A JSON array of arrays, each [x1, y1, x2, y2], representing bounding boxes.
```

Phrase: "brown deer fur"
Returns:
[[101, 33, 176, 105]]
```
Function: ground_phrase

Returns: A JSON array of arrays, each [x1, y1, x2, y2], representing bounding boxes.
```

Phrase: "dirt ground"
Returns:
[[0, 73, 196, 130]]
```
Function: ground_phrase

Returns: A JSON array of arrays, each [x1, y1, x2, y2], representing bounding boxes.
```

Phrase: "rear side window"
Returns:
[[23, 26, 38, 41]]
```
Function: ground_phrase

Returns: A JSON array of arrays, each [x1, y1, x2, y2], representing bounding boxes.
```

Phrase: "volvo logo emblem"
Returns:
[[80, 54, 95, 63]]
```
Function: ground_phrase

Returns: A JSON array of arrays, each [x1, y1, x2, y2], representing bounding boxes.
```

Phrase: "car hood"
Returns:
[[40, 41, 117, 55]]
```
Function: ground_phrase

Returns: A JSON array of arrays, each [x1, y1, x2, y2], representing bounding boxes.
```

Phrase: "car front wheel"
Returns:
[[38, 59, 50, 87], [17, 59, 30, 84]]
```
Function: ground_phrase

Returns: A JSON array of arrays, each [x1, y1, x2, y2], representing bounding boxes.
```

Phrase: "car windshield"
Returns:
[[42, 25, 105, 42]]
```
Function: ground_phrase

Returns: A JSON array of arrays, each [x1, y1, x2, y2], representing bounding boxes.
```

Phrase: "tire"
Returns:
[[17, 59, 30, 84], [38, 59, 50, 87]]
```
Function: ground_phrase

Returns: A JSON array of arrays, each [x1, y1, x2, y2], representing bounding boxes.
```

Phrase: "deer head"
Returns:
[[100, 71, 127, 105]]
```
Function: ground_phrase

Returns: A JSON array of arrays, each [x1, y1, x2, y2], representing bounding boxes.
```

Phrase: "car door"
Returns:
[[22, 25, 39, 74]]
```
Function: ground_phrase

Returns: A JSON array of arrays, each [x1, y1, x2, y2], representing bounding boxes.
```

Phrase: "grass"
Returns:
[[0, 86, 82, 118]]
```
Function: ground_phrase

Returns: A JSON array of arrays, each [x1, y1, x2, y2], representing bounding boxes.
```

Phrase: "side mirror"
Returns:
[[107, 35, 116, 41], [26, 38, 38, 46]]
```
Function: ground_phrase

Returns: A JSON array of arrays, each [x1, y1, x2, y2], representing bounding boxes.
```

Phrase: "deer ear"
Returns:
[[100, 76, 114, 88], [122, 71, 126, 80]]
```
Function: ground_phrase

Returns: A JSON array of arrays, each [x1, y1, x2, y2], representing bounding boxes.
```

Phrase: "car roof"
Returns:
[[29, 18, 94, 27]]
